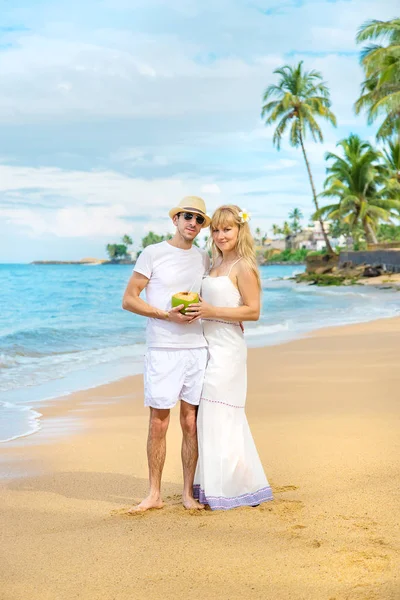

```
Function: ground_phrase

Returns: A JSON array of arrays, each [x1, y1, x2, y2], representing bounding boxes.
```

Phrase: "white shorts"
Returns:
[[144, 348, 208, 410]]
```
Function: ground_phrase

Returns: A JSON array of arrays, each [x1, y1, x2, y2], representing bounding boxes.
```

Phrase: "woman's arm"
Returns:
[[186, 264, 260, 323]]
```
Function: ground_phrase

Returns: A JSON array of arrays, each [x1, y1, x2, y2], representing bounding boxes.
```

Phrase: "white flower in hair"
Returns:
[[238, 208, 251, 223]]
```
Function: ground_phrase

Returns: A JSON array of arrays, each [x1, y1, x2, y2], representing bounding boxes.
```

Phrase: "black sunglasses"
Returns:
[[179, 212, 205, 226]]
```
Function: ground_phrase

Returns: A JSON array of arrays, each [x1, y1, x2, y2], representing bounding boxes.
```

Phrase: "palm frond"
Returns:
[[356, 19, 400, 44], [272, 116, 291, 151], [261, 60, 336, 152]]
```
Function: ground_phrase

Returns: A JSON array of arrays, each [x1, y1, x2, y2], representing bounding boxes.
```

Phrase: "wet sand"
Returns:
[[1, 317, 399, 599]]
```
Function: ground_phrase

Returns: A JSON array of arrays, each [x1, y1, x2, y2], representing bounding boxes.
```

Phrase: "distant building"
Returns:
[[285, 221, 344, 251], [262, 239, 287, 252]]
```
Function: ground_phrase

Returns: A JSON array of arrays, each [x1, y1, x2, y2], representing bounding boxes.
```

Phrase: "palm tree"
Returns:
[[282, 221, 292, 237], [382, 138, 400, 197], [355, 18, 400, 140], [122, 234, 133, 246], [261, 61, 337, 254], [314, 134, 400, 244], [142, 231, 165, 248], [289, 207, 303, 233], [289, 208, 303, 220], [272, 224, 282, 238], [106, 244, 117, 260]]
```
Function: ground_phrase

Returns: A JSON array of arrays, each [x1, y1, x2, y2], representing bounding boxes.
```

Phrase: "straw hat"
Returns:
[[169, 196, 211, 228]]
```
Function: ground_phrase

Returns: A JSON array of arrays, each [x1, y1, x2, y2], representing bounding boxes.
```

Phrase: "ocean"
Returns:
[[1, 263, 399, 443]]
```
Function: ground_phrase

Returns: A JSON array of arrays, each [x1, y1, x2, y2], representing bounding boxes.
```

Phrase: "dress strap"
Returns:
[[227, 257, 242, 276]]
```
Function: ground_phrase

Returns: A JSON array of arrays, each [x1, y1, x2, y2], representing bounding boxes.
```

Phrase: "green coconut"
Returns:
[[171, 292, 199, 315]]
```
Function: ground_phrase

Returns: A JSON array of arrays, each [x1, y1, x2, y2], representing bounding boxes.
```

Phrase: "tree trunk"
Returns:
[[364, 221, 378, 245], [299, 132, 335, 255]]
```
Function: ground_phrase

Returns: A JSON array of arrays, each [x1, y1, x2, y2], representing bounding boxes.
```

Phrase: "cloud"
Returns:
[[110, 148, 170, 167], [1, 0, 398, 261], [0, 160, 316, 243], [264, 159, 298, 171], [310, 26, 356, 51], [0, 33, 285, 122], [0, 204, 130, 238], [201, 184, 221, 195], [3, 0, 394, 125]]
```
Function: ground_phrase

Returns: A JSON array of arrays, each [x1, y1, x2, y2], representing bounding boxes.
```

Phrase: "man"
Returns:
[[122, 196, 210, 512]]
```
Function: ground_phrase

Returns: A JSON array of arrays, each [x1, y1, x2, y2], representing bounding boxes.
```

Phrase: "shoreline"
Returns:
[[2, 309, 400, 447], [1, 314, 400, 453], [1, 307, 399, 447], [1, 316, 399, 599]]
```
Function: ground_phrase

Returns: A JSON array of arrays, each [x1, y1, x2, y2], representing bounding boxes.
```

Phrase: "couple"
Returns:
[[122, 196, 273, 511]]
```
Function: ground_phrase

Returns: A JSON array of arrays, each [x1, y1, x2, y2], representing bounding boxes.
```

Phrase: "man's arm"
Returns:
[[122, 272, 193, 323]]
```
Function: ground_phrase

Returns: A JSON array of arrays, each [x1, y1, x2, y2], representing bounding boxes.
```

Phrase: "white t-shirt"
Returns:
[[134, 241, 210, 348]]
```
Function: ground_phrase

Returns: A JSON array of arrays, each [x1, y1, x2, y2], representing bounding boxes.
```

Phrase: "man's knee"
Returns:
[[149, 408, 170, 438], [180, 404, 197, 436]]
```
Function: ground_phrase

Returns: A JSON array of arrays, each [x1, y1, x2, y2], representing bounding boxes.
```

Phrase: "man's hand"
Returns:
[[167, 304, 196, 324]]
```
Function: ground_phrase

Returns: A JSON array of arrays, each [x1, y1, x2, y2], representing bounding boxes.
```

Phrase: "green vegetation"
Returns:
[[262, 18, 400, 254], [314, 134, 400, 244], [106, 235, 133, 261], [295, 272, 351, 286], [377, 223, 400, 241], [272, 207, 304, 238], [141, 231, 172, 248], [288, 208, 303, 234], [105, 244, 129, 260], [383, 139, 400, 197], [265, 248, 316, 263], [122, 235, 133, 246], [261, 61, 336, 254], [101, 228, 207, 262], [355, 18, 400, 140]]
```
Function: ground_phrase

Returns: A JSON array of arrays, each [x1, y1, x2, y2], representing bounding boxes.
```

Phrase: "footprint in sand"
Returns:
[[337, 514, 379, 536], [110, 507, 145, 518], [166, 494, 181, 501], [290, 524, 308, 538], [259, 498, 304, 521], [111, 505, 166, 518], [337, 514, 377, 525], [274, 485, 299, 493], [339, 548, 391, 573], [369, 537, 390, 548]]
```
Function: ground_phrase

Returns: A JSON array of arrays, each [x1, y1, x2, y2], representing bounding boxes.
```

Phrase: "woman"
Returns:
[[186, 205, 273, 510]]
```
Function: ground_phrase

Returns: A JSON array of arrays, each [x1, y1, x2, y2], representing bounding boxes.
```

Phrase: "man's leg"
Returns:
[[180, 401, 204, 510], [129, 407, 170, 513]]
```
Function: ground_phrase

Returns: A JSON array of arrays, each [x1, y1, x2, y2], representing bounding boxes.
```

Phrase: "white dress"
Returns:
[[193, 265, 273, 510]]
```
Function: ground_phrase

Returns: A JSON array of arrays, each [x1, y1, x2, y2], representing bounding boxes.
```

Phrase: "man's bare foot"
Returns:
[[182, 495, 205, 510], [127, 494, 164, 514]]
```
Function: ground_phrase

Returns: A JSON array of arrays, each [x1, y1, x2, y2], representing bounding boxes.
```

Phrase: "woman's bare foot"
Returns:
[[182, 495, 205, 510], [127, 494, 164, 514]]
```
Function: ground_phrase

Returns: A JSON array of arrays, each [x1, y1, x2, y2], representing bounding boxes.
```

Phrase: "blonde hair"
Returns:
[[209, 205, 261, 289]]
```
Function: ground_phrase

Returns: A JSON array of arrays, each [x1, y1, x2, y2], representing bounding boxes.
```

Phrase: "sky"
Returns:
[[0, 0, 398, 262]]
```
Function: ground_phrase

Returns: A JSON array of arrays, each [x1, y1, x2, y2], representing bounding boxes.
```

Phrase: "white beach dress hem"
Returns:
[[193, 484, 273, 511]]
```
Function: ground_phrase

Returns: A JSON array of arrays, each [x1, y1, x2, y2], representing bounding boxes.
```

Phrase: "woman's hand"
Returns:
[[185, 296, 216, 321]]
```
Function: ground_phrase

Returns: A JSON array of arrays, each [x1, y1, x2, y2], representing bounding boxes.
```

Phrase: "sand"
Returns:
[[1, 318, 399, 600], [360, 272, 400, 288]]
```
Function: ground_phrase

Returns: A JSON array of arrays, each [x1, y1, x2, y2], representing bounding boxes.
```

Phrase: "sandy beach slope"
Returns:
[[1, 317, 399, 600]]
